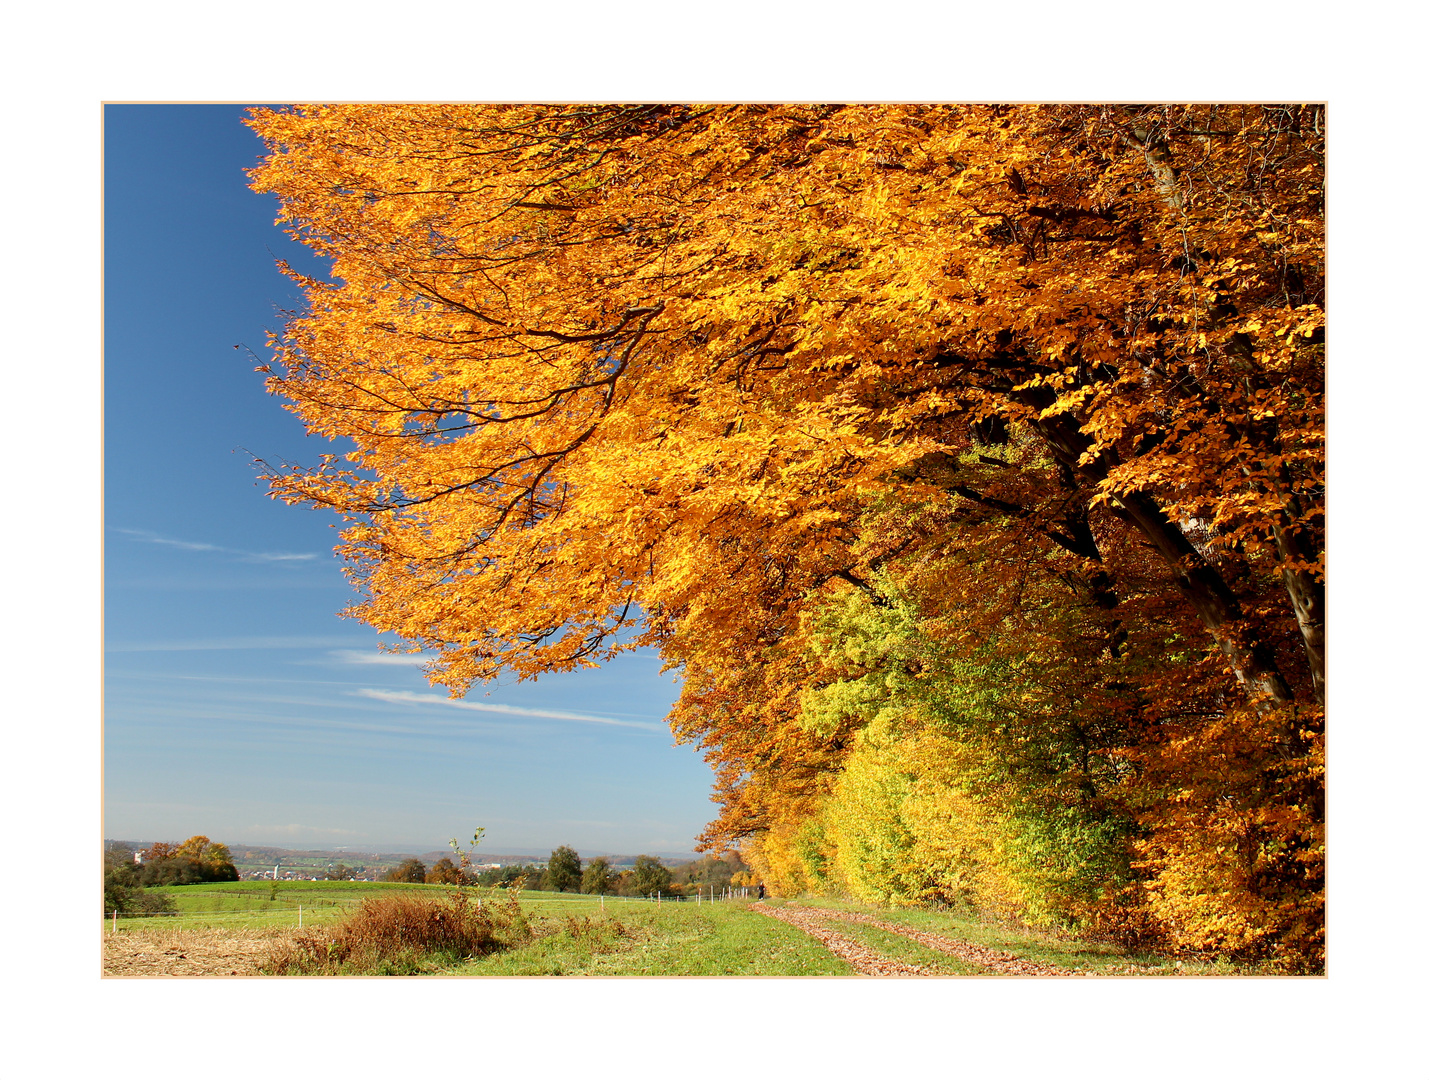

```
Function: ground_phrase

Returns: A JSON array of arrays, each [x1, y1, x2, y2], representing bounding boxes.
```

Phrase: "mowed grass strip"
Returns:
[[451, 900, 855, 976], [775, 899, 1211, 975], [793, 916, 989, 976]]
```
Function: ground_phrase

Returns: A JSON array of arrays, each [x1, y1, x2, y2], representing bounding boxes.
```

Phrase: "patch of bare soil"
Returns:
[[752, 903, 932, 976], [102, 926, 297, 977], [777, 904, 1083, 977]]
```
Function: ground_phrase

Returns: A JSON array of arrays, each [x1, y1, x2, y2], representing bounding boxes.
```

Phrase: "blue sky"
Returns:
[[103, 105, 718, 857]]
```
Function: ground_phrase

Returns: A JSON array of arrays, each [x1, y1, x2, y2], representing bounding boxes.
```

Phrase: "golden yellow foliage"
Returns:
[[247, 105, 1324, 966]]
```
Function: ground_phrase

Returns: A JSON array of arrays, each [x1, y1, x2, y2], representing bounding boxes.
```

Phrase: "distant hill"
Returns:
[[107, 841, 700, 869]]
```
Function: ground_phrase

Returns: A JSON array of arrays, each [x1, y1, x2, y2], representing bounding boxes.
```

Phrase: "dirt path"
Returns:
[[753, 903, 933, 976], [758, 903, 1080, 977]]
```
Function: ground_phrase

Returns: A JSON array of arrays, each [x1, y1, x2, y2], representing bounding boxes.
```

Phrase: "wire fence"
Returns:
[[104, 886, 760, 930]]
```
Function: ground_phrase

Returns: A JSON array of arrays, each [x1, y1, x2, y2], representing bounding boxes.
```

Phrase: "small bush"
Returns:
[[103, 878, 176, 917], [265, 889, 520, 975]]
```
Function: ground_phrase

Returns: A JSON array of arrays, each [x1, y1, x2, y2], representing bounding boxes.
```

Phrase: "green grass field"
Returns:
[[450, 898, 854, 976], [107, 882, 728, 933], [105, 882, 1249, 975], [108, 880, 466, 930]]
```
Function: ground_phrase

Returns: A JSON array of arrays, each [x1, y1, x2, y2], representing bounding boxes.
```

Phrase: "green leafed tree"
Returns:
[[545, 846, 582, 893], [631, 855, 672, 897], [580, 857, 611, 895], [103, 843, 176, 916]]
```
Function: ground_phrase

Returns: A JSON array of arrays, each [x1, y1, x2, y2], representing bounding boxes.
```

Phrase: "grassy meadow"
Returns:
[[106, 881, 686, 930], [103, 881, 1247, 976], [448, 897, 853, 976]]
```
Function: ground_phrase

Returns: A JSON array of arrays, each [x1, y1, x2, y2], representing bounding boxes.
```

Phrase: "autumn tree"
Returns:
[[384, 858, 427, 884], [137, 835, 239, 886], [426, 856, 467, 885], [249, 104, 1320, 702], [248, 104, 1324, 966]]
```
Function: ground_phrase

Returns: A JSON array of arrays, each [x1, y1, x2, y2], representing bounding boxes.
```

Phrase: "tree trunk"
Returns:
[[1013, 387, 1297, 708], [1271, 506, 1326, 705]]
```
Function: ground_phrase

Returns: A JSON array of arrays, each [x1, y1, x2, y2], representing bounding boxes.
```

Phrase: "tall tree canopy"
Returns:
[[249, 105, 1324, 966]]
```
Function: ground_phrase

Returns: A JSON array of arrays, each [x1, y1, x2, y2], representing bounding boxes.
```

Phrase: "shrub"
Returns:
[[265, 889, 521, 975], [103, 876, 176, 917]]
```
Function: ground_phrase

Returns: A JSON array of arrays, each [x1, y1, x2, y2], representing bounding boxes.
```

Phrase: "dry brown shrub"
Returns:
[[265, 889, 515, 975]]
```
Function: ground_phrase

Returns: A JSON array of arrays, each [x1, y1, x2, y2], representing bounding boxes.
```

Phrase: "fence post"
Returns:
[[298, 905, 302, 929], [112, 909, 117, 933]]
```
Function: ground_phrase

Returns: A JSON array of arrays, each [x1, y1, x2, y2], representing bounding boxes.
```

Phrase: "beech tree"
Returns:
[[249, 103, 1321, 707], [248, 105, 1323, 965]]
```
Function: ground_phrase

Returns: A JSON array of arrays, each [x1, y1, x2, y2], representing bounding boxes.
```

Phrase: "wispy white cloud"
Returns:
[[114, 527, 319, 563], [108, 699, 513, 741], [356, 688, 667, 733], [330, 649, 432, 667], [107, 636, 362, 653]]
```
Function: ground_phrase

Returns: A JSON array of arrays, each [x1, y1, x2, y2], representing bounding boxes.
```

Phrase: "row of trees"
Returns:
[[383, 848, 687, 897], [248, 104, 1324, 968], [126, 836, 239, 886]]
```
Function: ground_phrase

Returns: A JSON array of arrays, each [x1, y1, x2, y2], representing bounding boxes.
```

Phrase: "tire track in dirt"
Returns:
[[766, 904, 1083, 977], [753, 903, 933, 976]]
